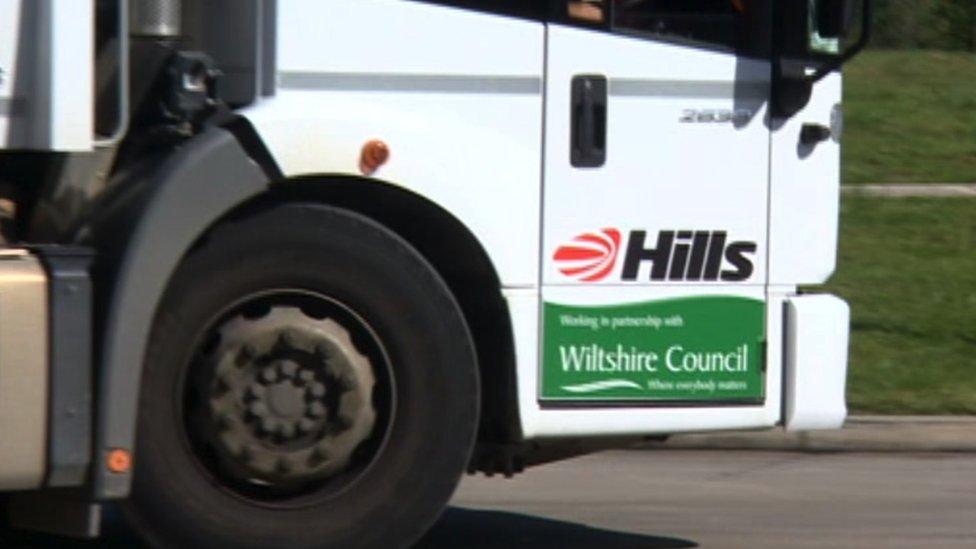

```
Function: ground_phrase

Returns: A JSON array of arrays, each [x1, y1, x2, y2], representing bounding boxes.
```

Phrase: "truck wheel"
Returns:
[[123, 203, 480, 549]]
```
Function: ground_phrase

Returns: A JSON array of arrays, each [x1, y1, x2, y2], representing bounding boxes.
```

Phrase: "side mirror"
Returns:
[[811, 0, 859, 53], [773, 0, 873, 117]]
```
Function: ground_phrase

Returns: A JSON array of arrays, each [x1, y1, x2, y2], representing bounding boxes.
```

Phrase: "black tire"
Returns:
[[123, 203, 480, 549]]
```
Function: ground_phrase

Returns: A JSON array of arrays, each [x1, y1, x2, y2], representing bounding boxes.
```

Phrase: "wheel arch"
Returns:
[[88, 125, 273, 499]]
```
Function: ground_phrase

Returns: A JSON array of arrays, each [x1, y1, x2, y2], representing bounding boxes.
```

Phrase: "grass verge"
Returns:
[[820, 195, 976, 414], [843, 50, 976, 184]]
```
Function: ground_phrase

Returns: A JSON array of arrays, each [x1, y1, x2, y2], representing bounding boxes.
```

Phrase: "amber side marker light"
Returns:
[[107, 448, 133, 473], [359, 139, 390, 176]]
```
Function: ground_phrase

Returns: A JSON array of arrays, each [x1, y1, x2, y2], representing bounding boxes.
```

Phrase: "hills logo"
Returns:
[[553, 229, 622, 282], [554, 229, 757, 283]]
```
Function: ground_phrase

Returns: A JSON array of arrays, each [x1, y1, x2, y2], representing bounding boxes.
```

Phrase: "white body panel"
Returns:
[[784, 294, 850, 431], [243, 0, 544, 286], [543, 26, 771, 286], [0, 0, 93, 151], [243, 1, 850, 439], [525, 25, 778, 434], [768, 74, 843, 285]]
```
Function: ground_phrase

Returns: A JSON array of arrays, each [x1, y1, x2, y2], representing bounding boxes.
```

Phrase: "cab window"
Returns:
[[567, 1, 607, 24], [416, 0, 546, 20], [614, 0, 744, 49], [611, 0, 771, 54], [563, 0, 770, 57]]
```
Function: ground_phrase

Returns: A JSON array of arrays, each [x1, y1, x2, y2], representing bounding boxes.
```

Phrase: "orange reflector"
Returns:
[[359, 139, 390, 176], [107, 449, 132, 474]]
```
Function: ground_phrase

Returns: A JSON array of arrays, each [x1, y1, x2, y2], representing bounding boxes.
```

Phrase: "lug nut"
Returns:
[[280, 361, 299, 379], [260, 368, 277, 384], [245, 385, 266, 401], [307, 402, 327, 419], [278, 422, 297, 439], [248, 401, 269, 418], [297, 418, 317, 434], [259, 417, 277, 435]]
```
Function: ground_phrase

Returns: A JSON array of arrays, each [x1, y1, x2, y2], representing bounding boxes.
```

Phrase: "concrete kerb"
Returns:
[[842, 184, 976, 197], [637, 416, 976, 453]]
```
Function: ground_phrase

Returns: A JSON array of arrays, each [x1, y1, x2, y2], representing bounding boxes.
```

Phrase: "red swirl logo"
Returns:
[[553, 229, 621, 282]]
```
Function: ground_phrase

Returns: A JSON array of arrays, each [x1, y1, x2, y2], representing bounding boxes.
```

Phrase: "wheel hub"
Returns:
[[244, 359, 325, 442], [203, 306, 377, 487]]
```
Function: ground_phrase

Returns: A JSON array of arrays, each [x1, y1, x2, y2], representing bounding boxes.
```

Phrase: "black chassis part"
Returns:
[[84, 125, 270, 499], [29, 246, 96, 488]]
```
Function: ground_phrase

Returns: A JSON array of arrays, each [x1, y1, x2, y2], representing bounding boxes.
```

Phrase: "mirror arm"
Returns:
[[808, 0, 873, 82]]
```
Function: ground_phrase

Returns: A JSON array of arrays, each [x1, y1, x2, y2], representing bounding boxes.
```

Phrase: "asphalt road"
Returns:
[[421, 450, 976, 548], [4, 450, 975, 548]]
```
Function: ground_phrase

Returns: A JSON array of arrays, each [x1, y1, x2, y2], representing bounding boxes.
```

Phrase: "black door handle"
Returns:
[[800, 123, 832, 145], [571, 75, 608, 168]]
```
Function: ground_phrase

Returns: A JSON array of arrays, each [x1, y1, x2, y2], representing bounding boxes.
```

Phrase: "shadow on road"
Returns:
[[0, 506, 142, 549], [417, 507, 698, 548], [0, 505, 698, 548]]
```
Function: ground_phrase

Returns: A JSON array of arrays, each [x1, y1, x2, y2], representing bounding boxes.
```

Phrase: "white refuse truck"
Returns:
[[0, 0, 871, 546]]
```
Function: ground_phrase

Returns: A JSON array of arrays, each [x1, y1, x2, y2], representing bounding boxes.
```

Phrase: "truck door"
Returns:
[[540, 2, 773, 408]]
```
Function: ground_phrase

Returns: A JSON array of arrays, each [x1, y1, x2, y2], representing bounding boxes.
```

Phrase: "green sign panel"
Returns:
[[541, 296, 765, 402]]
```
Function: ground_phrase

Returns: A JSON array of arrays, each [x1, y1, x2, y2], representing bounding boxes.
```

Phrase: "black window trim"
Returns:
[[551, 1, 772, 60], [410, 0, 547, 21], [409, 0, 771, 60]]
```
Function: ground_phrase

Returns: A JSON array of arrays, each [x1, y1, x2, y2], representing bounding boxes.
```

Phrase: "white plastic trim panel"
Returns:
[[48, 0, 93, 149], [767, 73, 842, 286], [784, 293, 850, 431], [242, 0, 544, 287], [0, 0, 94, 151]]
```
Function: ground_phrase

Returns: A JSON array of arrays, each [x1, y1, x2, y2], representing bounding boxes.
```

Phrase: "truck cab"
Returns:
[[0, 1, 870, 547]]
